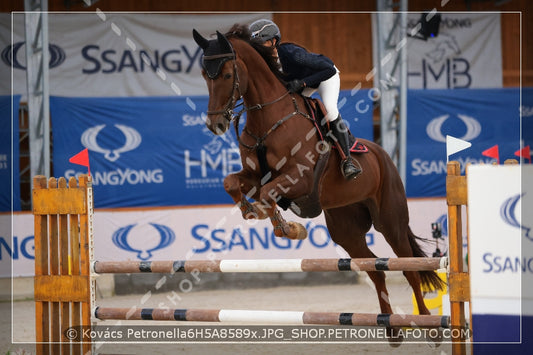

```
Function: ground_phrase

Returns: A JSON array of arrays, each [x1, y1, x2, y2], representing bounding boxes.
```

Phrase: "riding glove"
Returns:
[[287, 79, 306, 93]]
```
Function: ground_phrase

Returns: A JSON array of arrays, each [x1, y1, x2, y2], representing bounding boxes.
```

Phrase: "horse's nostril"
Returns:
[[216, 123, 226, 134]]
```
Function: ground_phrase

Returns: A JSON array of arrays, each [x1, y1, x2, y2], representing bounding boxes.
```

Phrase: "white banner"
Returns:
[[468, 164, 532, 316], [406, 13, 502, 88], [0, 213, 34, 277], [2, 198, 456, 277], [0, 13, 269, 97], [2, 12, 502, 96]]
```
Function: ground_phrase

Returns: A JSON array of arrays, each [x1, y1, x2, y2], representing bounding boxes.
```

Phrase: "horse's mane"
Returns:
[[225, 24, 286, 83]]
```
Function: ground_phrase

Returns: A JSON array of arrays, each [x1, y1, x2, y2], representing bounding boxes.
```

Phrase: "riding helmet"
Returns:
[[249, 19, 281, 44]]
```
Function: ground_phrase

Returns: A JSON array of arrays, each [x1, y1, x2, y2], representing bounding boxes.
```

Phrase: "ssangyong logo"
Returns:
[[66, 124, 163, 187], [426, 114, 481, 143], [500, 193, 531, 242], [112, 223, 176, 260], [81, 124, 141, 162], [1, 41, 66, 69]]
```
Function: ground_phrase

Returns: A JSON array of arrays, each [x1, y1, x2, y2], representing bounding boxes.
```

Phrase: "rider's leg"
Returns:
[[315, 70, 361, 180], [329, 118, 361, 179]]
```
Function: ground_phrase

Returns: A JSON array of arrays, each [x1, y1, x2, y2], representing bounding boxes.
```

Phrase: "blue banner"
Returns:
[[0, 95, 21, 212], [323, 89, 374, 137], [406, 88, 526, 197], [50, 90, 374, 208], [523, 88, 533, 160]]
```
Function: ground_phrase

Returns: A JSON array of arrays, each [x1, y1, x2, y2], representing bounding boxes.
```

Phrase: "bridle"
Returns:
[[203, 51, 241, 123], [203, 44, 313, 151]]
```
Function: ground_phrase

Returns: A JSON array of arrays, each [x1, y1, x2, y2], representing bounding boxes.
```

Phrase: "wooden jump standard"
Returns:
[[92, 257, 448, 274], [446, 161, 471, 355], [32, 161, 470, 355], [33, 175, 93, 355]]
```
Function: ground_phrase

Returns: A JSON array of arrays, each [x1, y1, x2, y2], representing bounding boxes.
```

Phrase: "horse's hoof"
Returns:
[[244, 212, 258, 219], [386, 327, 403, 347], [426, 328, 443, 348], [287, 222, 308, 240]]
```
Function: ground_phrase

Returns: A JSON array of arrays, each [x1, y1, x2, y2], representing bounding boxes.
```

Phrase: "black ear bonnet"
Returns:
[[193, 29, 235, 79]]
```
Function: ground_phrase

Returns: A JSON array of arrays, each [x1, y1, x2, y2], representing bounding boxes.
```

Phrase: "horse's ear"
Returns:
[[193, 29, 209, 50], [216, 30, 232, 53]]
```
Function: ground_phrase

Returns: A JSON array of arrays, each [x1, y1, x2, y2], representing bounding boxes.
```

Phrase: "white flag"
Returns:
[[446, 135, 472, 162]]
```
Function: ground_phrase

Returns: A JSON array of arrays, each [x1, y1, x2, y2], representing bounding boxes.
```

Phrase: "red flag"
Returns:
[[482, 145, 499, 164], [514, 146, 531, 162], [69, 148, 91, 175]]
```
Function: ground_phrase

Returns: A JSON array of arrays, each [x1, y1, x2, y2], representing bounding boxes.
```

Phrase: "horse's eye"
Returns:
[[224, 73, 232, 80]]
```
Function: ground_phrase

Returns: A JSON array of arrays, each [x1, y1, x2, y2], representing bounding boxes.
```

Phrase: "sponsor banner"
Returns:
[[0, 95, 21, 211], [406, 13, 502, 88], [4, 198, 453, 277], [468, 164, 532, 344], [0, 212, 34, 277], [1, 13, 269, 97], [472, 314, 533, 348], [406, 88, 525, 197], [50, 95, 236, 207], [3, 12, 502, 95], [468, 165, 524, 303], [49, 91, 374, 208]]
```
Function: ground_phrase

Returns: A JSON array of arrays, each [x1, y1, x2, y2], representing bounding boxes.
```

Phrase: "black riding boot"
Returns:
[[329, 118, 362, 180]]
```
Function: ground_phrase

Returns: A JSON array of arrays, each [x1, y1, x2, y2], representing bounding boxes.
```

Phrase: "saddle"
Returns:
[[306, 98, 369, 154], [257, 96, 368, 218]]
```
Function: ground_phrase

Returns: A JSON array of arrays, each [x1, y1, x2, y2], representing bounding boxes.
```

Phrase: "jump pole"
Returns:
[[92, 257, 448, 274], [94, 307, 450, 328]]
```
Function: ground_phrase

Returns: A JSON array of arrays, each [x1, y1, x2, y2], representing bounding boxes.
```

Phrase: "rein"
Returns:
[[234, 94, 313, 150], [205, 43, 314, 151]]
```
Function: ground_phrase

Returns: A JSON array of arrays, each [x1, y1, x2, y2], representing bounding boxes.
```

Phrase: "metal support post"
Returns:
[[374, 0, 408, 184], [24, 0, 50, 178]]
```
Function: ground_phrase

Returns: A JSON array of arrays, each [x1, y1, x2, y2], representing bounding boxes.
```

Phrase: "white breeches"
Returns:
[[301, 67, 340, 122]]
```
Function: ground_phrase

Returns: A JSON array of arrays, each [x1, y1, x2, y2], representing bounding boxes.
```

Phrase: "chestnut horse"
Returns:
[[192, 26, 443, 321]]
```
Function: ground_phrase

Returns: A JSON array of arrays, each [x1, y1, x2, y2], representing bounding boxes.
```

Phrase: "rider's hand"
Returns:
[[287, 79, 306, 94]]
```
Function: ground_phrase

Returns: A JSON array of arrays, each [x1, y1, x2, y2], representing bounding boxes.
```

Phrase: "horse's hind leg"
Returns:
[[374, 202, 432, 315], [404, 272, 430, 315], [323, 205, 393, 315]]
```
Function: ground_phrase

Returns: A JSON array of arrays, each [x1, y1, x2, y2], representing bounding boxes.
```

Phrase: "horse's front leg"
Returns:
[[258, 174, 310, 240], [223, 171, 268, 220]]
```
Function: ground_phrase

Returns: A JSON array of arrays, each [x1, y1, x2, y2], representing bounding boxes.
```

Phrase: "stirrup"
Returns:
[[341, 159, 362, 180]]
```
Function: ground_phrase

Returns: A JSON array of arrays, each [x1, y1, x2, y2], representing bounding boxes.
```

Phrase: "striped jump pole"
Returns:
[[92, 257, 448, 274], [94, 307, 450, 328]]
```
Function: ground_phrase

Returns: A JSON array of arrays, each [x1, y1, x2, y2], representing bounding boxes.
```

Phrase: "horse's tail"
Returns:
[[407, 226, 446, 291]]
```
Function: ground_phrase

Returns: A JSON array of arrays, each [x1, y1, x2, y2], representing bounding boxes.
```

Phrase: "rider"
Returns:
[[249, 19, 361, 180]]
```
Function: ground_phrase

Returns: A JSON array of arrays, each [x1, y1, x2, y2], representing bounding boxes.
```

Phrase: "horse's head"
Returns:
[[193, 29, 241, 135]]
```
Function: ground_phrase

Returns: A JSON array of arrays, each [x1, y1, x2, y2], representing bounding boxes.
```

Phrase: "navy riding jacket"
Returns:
[[277, 42, 336, 88]]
